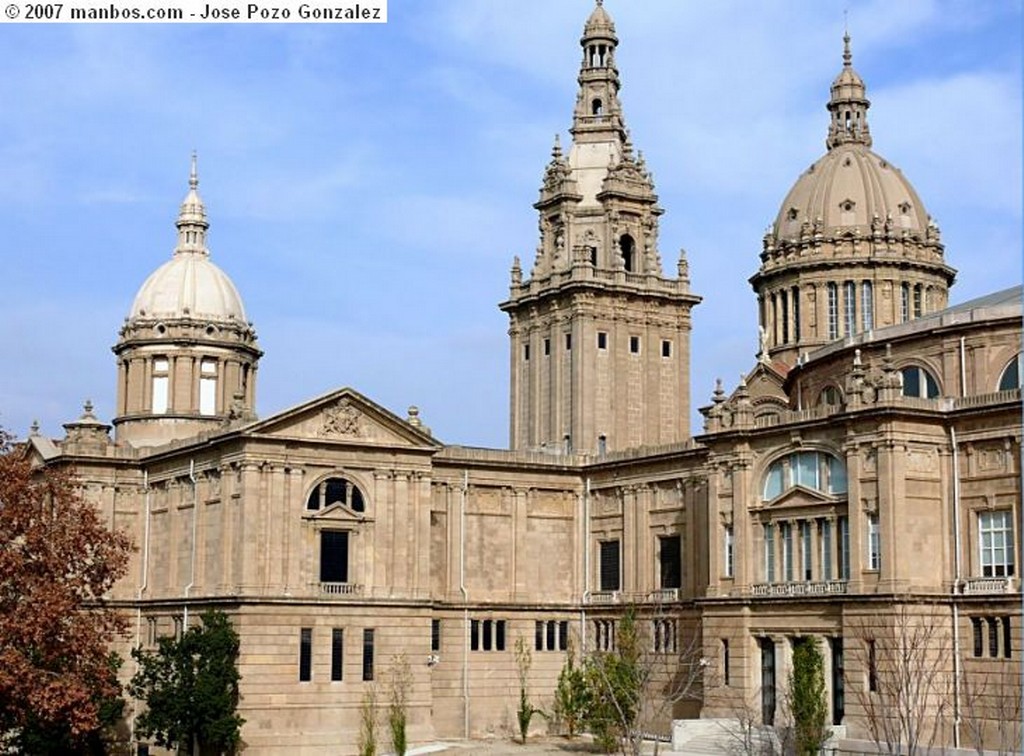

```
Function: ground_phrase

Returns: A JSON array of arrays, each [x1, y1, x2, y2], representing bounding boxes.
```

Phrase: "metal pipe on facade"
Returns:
[[460, 470, 469, 740], [951, 425, 963, 749], [130, 470, 152, 748], [184, 459, 197, 630], [581, 477, 590, 650]]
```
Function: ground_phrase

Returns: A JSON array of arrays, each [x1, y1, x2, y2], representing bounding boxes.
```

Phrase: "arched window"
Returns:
[[900, 365, 940, 399], [998, 354, 1022, 391], [592, 98, 604, 116], [619, 234, 635, 272], [762, 451, 847, 501], [307, 476, 366, 512], [819, 385, 843, 407]]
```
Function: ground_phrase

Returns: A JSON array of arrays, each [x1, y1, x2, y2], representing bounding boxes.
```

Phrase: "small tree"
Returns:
[[358, 686, 379, 756], [130, 609, 244, 755], [386, 654, 412, 756], [514, 635, 544, 743], [788, 637, 828, 756], [553, 635, 589, 738], [0, 430, 132, 752]]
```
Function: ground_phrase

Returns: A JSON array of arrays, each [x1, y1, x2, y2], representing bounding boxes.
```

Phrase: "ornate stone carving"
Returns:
[[320, 397, 362, 438]]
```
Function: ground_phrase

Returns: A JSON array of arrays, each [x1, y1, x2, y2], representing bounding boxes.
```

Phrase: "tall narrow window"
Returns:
[[1002, 616, 1012, 658], [559, 621, 568, 651], [781, 522, 793, 582], [900, 283, 910, 323], [597, 332, 607, 350], [535, 621, 544, 651], [299, 628, 312, 682], [362, 629, 375, 681], [724, 525, 734, 578], [838, 516, 851, 580], [764, 524, 776, 583], [152, 358, 169, 414], [791, 286, 800, 343], [987, 618, 999, 658], [867, 639, 878, 692], [760, 638, 776, 725], [830, 638, 845, 724], [599, 540, 621, 592], [780, 289, 789, 344], [971, 617, 983, 657], [659, 535, 681, 589], [913, 284, 923, 318], [821, 519, 833, 581], [861, 281, 873, 331], [801, 520, 813, 581], [331, 628, 344, 681], [320, 531, 349, 583], [827, 283, 839, 340], [431, 619, 441, 653], [722, 639, 731, 685], [199, 359, 217, 416], [619, 234, 635, 272], [979, 511, 1015, 577], [843, 281, 856, 336], [867, 514, 880, 570]]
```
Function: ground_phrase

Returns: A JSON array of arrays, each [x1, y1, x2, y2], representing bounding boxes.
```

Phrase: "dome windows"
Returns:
[[307, 476, 366, 513], [199, 359, 218, 416], [900, 365, 940, 399], [763, 451, 847, 501], [152, 358, 169, 414]]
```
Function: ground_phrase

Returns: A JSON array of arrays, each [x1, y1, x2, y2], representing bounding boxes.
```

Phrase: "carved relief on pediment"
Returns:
[[320, 397, 363, 438]]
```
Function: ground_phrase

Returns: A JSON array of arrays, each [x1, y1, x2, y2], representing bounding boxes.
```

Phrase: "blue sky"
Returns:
[[1, 0, 1020, 448]]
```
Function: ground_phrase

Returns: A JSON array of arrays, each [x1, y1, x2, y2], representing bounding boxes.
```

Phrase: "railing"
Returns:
[[961, 577, 1015, 595], [320, 582, 364, 596], [953, 388, 1021, 410], [751, 580, 848, 597], [586, 588, 679, 605]]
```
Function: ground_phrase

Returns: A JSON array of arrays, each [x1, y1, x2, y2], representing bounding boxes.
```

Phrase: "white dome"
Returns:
[[130, 253, 247, 322], [772, 144, 930, 244]]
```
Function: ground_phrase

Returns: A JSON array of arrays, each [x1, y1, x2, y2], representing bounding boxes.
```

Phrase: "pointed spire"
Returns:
[[572, 0, 624, 143], [175, 151, 210, 256], [551, 133, 562, 160], [826, 31, 872, 149]]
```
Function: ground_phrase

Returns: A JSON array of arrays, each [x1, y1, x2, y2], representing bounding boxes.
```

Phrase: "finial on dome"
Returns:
[[843, 31, 852, 68], [189, 150, 198, 190], [175, 151, 209, 256], [551, 133, 562, 160], [825, 29, 872, 150]]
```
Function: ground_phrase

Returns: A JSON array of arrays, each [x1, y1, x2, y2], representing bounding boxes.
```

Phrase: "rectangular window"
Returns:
[[988, 618, 999, 658], [470, 619, 479, 651], [558, 621, 568, 651], [821, 520, 833, 581], [793, 452, 820, 489], [724, 525, 734, 578], [331, 628, 344, 681], [831, 638, 845, 725], [764, 523, 776, 583], [722, 639, 731, 686], [599, 540, 621, 591], [597, 331, 607, 349], [801, 520, 813, 581], [1003, 616, 1012, 659], [913, 285, 922, 318], [495, 620, 506, 651], [827, 284, 839, 340], [546, 620, 556, 651], [565, 333, 572, 350], [362, 629, 375, 681], [659, 535, 681, 589], [544, 338, 551, 356], [844, 281, 856, 336], [979, 510, 1015, 577], [483, 619, 493, 650], [629, 336, 640, 354], [867, 639, 878, 692], [431, 619, 440, 653], [867, 514, 880, 571], [152, 359, 169, 414], [661, 340, 671, 358], [199, 359, 217, 416], [320, 530, 349, 583], [861, 281, 874, 331], [780, 289, 789, 343], [971, 617, 983, 657], [299, 627, 312, 682], [535, 621, 544, 651], [838, 516, 851, 580], [900, 283, 910, 323], [781, 522, 793, 582], [524, 343, 530, 361]]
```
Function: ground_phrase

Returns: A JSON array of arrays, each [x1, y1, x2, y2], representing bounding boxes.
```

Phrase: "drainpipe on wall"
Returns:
[[460, 469, 469, 740], [950, 424, 963, 748], [184, 459, 197, 630], [130, 470, 152, 748]]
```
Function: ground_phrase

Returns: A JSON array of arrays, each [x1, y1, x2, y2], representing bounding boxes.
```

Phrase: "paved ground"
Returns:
[[407, 737, 677, 755]]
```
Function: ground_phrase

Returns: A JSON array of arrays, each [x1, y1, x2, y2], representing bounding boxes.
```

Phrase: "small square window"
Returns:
[[629, 336, 640, 354], [661, 340, 671, 358], [597, 332, 607, 349]]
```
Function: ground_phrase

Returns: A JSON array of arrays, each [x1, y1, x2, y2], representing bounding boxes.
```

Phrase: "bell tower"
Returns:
[[500, 1, 701, 455]]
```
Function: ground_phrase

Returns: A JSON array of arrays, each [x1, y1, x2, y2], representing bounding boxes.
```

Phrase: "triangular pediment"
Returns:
[[304, 501, 372, 524], [243, 387, 439, 449], [741, 362, 789, 403], [763, 485, 836, 511]]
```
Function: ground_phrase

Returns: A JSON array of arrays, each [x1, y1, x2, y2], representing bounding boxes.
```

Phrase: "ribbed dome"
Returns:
[[130, 253, 247, 322], [583, 0, 616, 39], [772, 144, 930, 243]]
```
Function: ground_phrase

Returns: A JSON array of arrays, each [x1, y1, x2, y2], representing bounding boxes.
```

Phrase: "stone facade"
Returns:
[[25, 3, 1020, 755]]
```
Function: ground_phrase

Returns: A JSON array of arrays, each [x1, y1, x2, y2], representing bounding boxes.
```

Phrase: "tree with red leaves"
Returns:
[[0, 429, 133, 753]]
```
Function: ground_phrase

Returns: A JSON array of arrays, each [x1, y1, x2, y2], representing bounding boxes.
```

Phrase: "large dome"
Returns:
[[130, 253, 247, 322], [771, 144, 930, 244]]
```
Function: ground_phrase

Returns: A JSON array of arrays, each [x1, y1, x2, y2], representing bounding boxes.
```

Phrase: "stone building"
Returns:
[[25, 2, 1020, 754]]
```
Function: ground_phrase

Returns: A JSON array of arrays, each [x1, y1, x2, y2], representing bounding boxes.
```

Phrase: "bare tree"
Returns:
[[584, 606, 706, 756], [961, 661, 1022, 756], [849, 605, 951, 755]]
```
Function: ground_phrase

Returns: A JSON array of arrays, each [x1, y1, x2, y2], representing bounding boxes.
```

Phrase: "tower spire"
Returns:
[[571, 0, 625, 144], [826, 31, 872, 149], [175, 151, 209, 256]]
